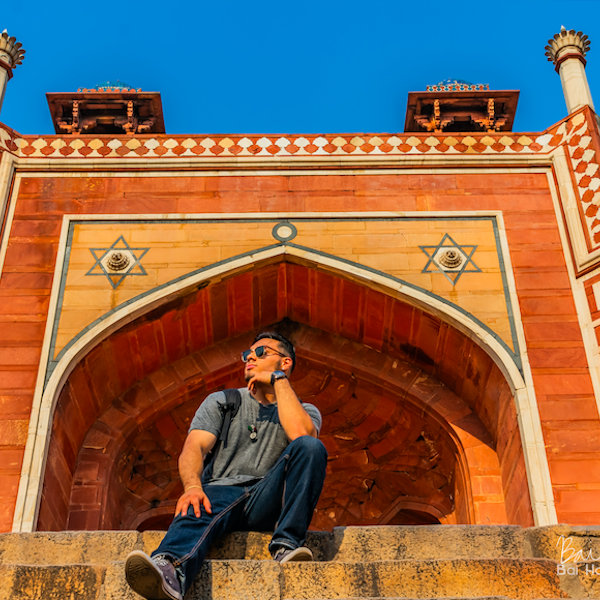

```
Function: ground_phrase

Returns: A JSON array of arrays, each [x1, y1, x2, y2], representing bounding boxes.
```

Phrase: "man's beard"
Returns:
[[244, 359, 283, 382]]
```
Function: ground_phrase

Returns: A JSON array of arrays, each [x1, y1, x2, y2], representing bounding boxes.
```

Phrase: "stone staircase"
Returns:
[[0, 525, 599, 599]]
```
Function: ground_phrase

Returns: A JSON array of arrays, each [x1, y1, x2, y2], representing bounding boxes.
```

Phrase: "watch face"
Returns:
[[271, 370, 286, 384]]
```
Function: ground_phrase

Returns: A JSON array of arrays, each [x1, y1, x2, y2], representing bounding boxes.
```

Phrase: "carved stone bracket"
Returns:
[[72, 100, 79, 132], [123, 101, 135, 134], [414, 99, 453, 132]]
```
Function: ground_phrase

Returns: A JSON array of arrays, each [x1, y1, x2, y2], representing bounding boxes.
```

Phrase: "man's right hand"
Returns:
[[176, 486, 212, 518], [177, 430, 217, 518]]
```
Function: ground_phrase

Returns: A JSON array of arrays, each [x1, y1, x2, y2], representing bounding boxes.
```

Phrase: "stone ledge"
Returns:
[[0, 559, 590, 600], [0, 530, 142, 565], [329, 525, 525, 561], [0, 564, 106, 600], [1, 525, 600, 565], [279, 560, 569, 600]]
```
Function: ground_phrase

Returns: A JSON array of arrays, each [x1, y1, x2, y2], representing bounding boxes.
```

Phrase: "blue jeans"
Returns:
[[152, 436, 328, 594]]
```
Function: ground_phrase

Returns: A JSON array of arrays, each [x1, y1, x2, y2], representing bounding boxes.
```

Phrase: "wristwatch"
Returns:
[[270, 370, 287, 385]]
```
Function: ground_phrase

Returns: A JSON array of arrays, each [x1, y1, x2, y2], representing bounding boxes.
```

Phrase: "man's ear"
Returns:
[[281, 356, 293, 374]]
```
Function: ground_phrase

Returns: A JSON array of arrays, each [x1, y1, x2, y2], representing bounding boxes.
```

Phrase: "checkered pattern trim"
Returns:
[[0, 111, 578, 160], [4, 131, 563, 158], [562, 114, 600, 246]]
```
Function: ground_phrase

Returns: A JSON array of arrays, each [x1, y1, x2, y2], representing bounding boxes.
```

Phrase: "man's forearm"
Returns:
[[175, 430, 217, 517], [178, 443, 205, 490], [274, 378, 317, 440]]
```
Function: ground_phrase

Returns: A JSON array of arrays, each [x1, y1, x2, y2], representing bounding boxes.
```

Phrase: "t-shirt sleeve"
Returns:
[[302, 403, 323, 436], [189, 392, 225, 437]]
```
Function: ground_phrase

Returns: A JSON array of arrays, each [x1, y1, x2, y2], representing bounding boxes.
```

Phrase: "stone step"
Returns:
[[0, 530, 141, 566], [258, 560, 581, 600], [1, 525, 599, 564], [0, 559, 596, 600], [328, 526, 524, 561]]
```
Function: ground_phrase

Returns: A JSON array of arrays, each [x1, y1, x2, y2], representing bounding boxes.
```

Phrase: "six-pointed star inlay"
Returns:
[[420, 233, 481, 284], [86, 236, 149, 289]]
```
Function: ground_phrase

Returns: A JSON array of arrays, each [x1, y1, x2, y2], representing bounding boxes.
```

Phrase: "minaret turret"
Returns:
[[546, 27, 593, 114], [0, 30, 25, 115]]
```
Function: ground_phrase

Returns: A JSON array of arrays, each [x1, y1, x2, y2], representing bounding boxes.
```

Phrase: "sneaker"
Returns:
[[125, 551, 183, 600], [272, 546, 314, 564]]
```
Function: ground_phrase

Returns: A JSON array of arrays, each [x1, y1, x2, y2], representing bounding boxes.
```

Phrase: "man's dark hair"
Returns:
[[253, 331, 296, 372]]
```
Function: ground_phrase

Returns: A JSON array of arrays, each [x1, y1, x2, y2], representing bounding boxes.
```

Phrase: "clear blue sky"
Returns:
[[2, 0, 600, 135]]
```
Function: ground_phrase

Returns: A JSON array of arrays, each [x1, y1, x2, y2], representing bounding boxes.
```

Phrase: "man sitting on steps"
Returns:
[[125, 331, 327, 600]]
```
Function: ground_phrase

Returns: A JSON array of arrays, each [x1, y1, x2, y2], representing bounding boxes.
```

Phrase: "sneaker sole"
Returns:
[[125, 551, 182, 600], [279, 547, 314, 564]]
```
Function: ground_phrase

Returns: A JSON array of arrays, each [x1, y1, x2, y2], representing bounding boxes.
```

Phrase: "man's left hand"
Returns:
[[246, 369, 275, 394]]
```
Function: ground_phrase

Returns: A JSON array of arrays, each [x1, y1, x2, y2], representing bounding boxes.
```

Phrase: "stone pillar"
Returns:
[[546, 27, 593, 114], [0, 30, 26, 115]]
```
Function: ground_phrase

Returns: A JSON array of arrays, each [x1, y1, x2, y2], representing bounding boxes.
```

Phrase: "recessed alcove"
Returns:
[[35, 258, 533, 531]]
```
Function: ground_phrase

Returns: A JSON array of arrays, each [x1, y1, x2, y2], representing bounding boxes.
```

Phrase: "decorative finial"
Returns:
[[545, 28, 590, 67], [0, 30, 26, 69], [546, 28, 594, 114]]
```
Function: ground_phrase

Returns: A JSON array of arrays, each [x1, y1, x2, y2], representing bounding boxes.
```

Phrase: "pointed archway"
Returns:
[[26, 257, 536, 532]]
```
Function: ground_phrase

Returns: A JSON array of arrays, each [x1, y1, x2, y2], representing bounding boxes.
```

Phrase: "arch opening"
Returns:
[[33, 258, 535, 531]]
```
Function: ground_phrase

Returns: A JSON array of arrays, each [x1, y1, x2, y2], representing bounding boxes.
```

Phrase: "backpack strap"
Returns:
[[201, 388, 242, 483], [219, 388, 242, 449]]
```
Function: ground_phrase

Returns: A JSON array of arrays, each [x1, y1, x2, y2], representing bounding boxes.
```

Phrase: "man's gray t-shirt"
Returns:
[[189, 387, 322, 486]]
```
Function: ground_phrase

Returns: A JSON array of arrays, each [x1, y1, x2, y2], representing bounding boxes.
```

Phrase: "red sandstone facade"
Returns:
[[1, 31, 600, 534]]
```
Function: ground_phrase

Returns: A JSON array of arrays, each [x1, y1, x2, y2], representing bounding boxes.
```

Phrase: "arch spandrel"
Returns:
[[51, 216, 518, 369], [14, 252, 554, 534]]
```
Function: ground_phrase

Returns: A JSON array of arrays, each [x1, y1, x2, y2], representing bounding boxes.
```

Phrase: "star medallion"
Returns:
[[420, 233, 481, 284], [86, 235, 149, 289]]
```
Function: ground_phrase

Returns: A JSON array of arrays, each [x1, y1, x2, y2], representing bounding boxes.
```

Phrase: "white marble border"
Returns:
[[11, 212, 558, 531], [0, 164, 20, 280], [494, 212, 558, 525], [13, 152, 554, 171]]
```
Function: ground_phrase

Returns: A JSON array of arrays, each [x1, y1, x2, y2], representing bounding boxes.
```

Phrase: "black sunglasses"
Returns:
[[241, 346, 287, 362]]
